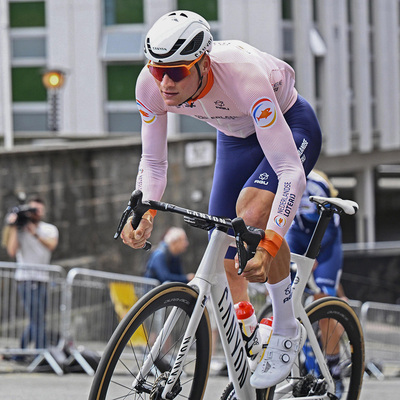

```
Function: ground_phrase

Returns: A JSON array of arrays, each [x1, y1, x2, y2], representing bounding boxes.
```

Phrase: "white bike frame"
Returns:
[[271, 252, 335, 399], [132, 227, 256, 399], [134, 231, 336, 400]]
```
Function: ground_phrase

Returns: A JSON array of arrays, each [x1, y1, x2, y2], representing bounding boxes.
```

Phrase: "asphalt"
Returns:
[[1, 358, 400, 400]]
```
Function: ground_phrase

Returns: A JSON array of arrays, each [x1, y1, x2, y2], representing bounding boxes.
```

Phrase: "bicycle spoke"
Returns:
[[89, 284, 211, 400]]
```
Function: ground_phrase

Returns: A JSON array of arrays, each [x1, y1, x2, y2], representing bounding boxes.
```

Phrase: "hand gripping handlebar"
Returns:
[[114, 190, 265, 271], [114, 190, 152, 251]]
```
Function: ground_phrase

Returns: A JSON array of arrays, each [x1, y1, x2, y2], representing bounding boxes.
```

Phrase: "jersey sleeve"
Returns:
[[233, 64, 306, 239], [135, 68, 169, 201]]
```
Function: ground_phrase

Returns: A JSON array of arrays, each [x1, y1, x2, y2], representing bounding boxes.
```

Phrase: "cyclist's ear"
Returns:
[[200, 54, 211, 76]]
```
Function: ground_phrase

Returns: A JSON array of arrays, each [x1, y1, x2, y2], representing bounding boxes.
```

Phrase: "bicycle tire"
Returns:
[[220, 382, 274, 400], [89, 282, 212, 400], [222, 297, 364, 400], [257, 303, 273, 322], [269, 297, 364, 399]]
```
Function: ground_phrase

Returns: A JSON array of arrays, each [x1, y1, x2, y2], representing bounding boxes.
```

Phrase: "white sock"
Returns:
[[265, 275, 298, 337]]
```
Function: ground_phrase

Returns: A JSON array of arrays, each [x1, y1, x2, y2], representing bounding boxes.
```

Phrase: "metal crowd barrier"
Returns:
[[360, 301, 400, 379], [2, 259, 400, 378], [63, 268, 159, 375], [0, 262, 159, 375], [0, 261, 66, 375]]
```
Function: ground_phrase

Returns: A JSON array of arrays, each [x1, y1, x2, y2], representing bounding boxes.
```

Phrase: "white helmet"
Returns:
[[144, 10, 213, 63]]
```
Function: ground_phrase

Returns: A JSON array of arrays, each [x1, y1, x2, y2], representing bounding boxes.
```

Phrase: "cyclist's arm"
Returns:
[[135, 114, 168, 202], [226, 62, 306, 257], [135, 69, 169, 203], [121, 73, 168, 248], [254, 104, 306, 255]]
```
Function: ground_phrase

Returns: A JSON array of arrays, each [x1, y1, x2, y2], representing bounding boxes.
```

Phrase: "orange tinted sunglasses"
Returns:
[[147, 55, 203, 82]]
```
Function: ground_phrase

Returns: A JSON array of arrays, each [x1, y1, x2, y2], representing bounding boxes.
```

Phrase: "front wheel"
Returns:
[[89, 282, 212, 400]]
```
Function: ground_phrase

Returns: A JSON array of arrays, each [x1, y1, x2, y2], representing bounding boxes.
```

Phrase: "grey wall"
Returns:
[[0, 136, 215, 277], [1, 136, 400, 304]]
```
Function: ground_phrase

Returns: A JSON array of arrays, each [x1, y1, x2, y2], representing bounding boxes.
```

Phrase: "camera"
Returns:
[[9, 204, 38, 228]]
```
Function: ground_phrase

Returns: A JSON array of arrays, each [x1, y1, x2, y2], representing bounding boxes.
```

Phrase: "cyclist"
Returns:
[[121, 10, 322, 388], [286, 169, 345, 396], [286, 170, 343, 297]]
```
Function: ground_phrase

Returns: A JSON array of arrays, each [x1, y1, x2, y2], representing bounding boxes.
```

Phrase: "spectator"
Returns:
[[144, 227, 194, 283], [4, 196, 59, 350]]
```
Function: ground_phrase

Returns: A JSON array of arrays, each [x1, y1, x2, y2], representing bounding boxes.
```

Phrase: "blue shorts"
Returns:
[[209, 95, 322, 259]]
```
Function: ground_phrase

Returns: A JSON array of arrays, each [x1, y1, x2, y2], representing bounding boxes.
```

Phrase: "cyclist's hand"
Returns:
[[235, 247, 272, 282], [121, 213, 153, 249]]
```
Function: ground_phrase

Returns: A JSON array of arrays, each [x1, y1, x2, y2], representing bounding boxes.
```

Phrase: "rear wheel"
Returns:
[[269, 297, 364, 399], [89, 283, 212, 400], [257, 302, 273, 322], [220, 382, 274, 400]]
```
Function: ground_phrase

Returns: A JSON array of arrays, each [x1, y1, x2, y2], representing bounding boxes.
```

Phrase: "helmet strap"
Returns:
[[179, 62, 203, 107]]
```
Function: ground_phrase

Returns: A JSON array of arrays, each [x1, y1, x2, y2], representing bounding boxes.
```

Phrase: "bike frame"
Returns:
[[270, 252, 335, 399], [126, 193, 357, 400], [133, 227, 255, 399], [134, 229, 336, 400]]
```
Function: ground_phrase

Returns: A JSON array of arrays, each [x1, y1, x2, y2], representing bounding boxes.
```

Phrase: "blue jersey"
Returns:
[[144, 242, 189, 284], [286, 171, 343, 295]]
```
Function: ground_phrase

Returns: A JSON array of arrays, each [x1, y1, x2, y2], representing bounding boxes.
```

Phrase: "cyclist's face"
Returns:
[[152, 56, 210, 107]]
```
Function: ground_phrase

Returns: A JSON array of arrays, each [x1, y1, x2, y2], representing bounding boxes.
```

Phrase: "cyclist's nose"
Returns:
[[160, 73, 175, 87]]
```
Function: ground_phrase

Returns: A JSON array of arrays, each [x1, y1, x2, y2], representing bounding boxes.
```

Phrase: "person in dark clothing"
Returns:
[[145, 227, 194, 283]]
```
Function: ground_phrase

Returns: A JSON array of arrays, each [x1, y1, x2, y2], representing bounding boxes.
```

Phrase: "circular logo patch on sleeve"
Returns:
[[274, 215, 287, 228], [137, 100, 157, 125], [251, 97, 277, 129]]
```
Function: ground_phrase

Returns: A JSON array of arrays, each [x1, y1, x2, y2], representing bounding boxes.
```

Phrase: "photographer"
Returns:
[[4, 196, 59, 351]]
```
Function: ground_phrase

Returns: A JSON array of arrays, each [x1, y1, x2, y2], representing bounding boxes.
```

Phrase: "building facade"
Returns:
[[0, 0, 400, 245]]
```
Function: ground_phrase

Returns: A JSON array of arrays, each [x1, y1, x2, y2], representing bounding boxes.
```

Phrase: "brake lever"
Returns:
[[114, 190, 152, 251], [114, 194, 135, 239], [235, 233, 248, 275], [232, 218, 264, 275]]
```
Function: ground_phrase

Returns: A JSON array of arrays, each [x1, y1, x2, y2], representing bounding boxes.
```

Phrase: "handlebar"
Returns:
[[113, 190, 152, 250], [114, 190, 265, 274]]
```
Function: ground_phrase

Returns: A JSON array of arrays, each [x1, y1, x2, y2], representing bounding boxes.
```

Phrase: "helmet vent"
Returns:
[[180, 31, 204, 55], [147, 38, 186, 60]]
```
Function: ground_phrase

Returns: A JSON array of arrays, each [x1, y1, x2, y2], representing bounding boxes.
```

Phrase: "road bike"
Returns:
[[89, 190, 364, 400]]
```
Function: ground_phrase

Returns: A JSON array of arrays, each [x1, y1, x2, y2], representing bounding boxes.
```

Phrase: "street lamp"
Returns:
[[42, 69, 65, 132]]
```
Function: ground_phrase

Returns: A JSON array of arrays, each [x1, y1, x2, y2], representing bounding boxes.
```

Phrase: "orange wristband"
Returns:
[[258, 230, 283, 258], [148, 209, 157, 218]]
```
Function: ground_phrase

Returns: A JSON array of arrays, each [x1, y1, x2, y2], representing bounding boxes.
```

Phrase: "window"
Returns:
[[102, 31, 144, 61], [9, 2, 47, 131], [106, 64, 144, 133], [11, 35, 46, 59], [9, 1, 45, 28], [107, 64, 143, 101], [104, 0, 144, 25], [282, 0, 293, 20], [177, 0, 218, 21], [12, 67, 46, 102], [376, 165, 400, 241]]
